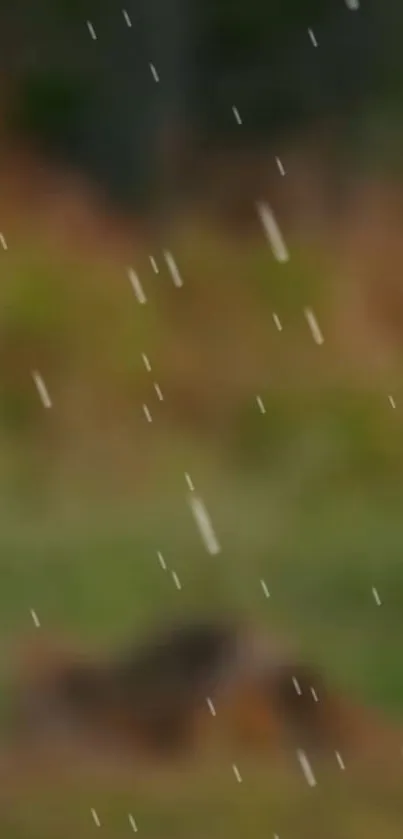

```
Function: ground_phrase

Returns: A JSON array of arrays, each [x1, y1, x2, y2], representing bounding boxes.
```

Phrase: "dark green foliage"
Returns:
[[0, 0, 387, 209], [10, 71, 90, 155]]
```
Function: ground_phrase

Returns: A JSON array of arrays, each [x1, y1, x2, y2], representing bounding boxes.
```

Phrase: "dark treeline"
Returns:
[[0, 0, 400, 213]]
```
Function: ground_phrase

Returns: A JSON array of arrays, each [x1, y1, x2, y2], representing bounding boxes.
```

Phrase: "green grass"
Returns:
[[1, 443, 403, 838], [1, 227, 403, 836], [2, 734, 403, 839], [1, 459, 403, 706], [4, 757, 403, 839]]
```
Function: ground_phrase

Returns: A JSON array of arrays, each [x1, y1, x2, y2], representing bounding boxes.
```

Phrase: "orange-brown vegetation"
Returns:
[[7, 619, 402, 768]]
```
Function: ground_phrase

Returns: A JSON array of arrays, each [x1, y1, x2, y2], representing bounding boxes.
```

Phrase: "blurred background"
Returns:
[[2, 0, 403, 835]]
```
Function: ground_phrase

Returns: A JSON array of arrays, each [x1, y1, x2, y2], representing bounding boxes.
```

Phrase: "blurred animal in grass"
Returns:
[[6, 618, 399, 766]]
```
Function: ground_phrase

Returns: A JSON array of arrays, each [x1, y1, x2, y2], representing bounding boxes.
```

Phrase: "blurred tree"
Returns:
[[0, 0, 395, 211], [195, 0, 378, 144]]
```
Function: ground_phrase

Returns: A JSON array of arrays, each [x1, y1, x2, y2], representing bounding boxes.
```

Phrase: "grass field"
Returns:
[[1, 219, 403, 836], [1, 440, 403, 838]]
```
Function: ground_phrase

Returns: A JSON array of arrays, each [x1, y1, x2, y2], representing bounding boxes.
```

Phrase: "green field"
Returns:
[[1, 441, 403, 838], [1, 226, 403, 836]]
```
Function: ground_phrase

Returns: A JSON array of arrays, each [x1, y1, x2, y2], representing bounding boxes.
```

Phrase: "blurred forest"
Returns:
[[0, 0, 400, 214], [3, 5, 403, 838]]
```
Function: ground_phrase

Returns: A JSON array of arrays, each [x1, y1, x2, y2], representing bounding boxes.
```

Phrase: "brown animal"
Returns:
[[7, 619, 398, 764]]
